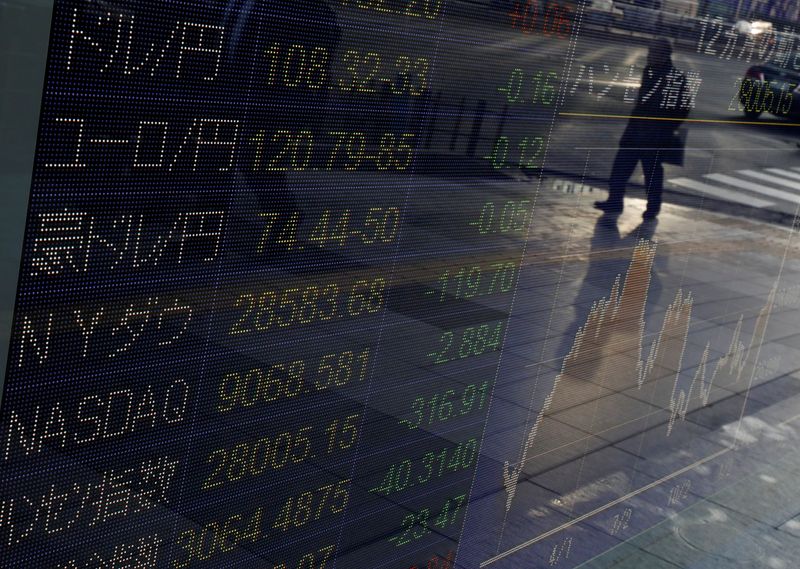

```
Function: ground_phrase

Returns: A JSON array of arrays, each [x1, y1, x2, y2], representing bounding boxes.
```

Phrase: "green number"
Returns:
[[438, 389, 456, 421], [486, 136, 510, 169]]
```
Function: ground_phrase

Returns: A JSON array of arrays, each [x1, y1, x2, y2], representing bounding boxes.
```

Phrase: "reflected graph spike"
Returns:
[[668, 285, 776, 435], [503, 240, 776, 511], [637, 288, 693, 396], [668, 346, 711, 435], [502, 240, 658, 511]]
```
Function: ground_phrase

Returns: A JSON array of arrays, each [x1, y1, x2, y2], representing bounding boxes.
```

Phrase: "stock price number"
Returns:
[[275, 545, 337, 569], [229, 277, 386, 335], [251, 130, 416, 172], [388, 495, 467, 547], [469, 199, 532, 235], [202, 414, 360, 490], [730, 76, 793, 117], [499, 68, 558, 106], [173, 508, 266, 568], [409, 551, 456, 569], [370, 438, 478, 496], [485, 135, 545, 170], [264, 43, 430, 95], [217, 348, 372, 413], [339, 49, 429, 95], [508, 0, 573, 37], [174, 499, 338, 569], [431, 261, 518, 302], [428, 321, 505, 365], [327, 131, 415, 171], [400, 382, 489, 430], [340, 0, 445, 20], [257, 207, 401, 252], [272, 479, 351, 533]]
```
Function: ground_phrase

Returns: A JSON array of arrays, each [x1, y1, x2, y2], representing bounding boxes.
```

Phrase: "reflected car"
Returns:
[[739, 53, 800, 120], [734, 19, 773, 39], [613, 0, 697, 36], [584, 0, 623, 27]]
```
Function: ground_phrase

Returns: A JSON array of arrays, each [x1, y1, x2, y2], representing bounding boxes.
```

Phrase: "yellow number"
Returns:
[[227, 443, 250, 481], [173, 529, 195, 568], [230, 294, 256, 335]]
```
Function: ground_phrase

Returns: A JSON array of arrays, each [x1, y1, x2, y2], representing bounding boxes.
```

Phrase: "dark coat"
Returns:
[[621, 64, 691, 148]]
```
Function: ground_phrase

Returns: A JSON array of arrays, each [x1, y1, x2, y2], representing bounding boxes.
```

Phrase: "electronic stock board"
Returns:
[[1, 1, 798, 568]]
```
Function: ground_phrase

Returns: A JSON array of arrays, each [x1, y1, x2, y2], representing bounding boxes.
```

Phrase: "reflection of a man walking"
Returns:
[[594, 38, 690, 220]]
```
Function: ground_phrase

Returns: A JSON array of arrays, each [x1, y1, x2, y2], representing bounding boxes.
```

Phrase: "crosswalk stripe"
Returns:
[[738, 170, 800, 192], [765, 168, 800, 183], [669, 178, 774, 208], [704, 173, 800, 205]]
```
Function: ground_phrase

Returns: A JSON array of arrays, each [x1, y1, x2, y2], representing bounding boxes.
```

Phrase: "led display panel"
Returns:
[[3, 1, 800, 569]]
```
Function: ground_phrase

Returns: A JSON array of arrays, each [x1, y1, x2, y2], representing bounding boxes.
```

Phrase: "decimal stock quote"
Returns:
[[0, 0, 571, 568]]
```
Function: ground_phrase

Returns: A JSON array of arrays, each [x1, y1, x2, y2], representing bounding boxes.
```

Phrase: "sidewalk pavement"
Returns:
[[455, 175, 800, 569], [547, 170, 800, 227]]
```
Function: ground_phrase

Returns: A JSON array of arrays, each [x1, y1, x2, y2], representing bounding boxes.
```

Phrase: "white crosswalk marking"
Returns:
[[669, 178, 775, 208], [667, 165, 800, 210], [738, 170, 800, 192], [704, 173, 800, 205], [765, 168, 800, 183]]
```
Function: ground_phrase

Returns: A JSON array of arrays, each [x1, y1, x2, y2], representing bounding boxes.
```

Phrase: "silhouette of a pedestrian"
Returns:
[[594, 37, 690, 219]]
